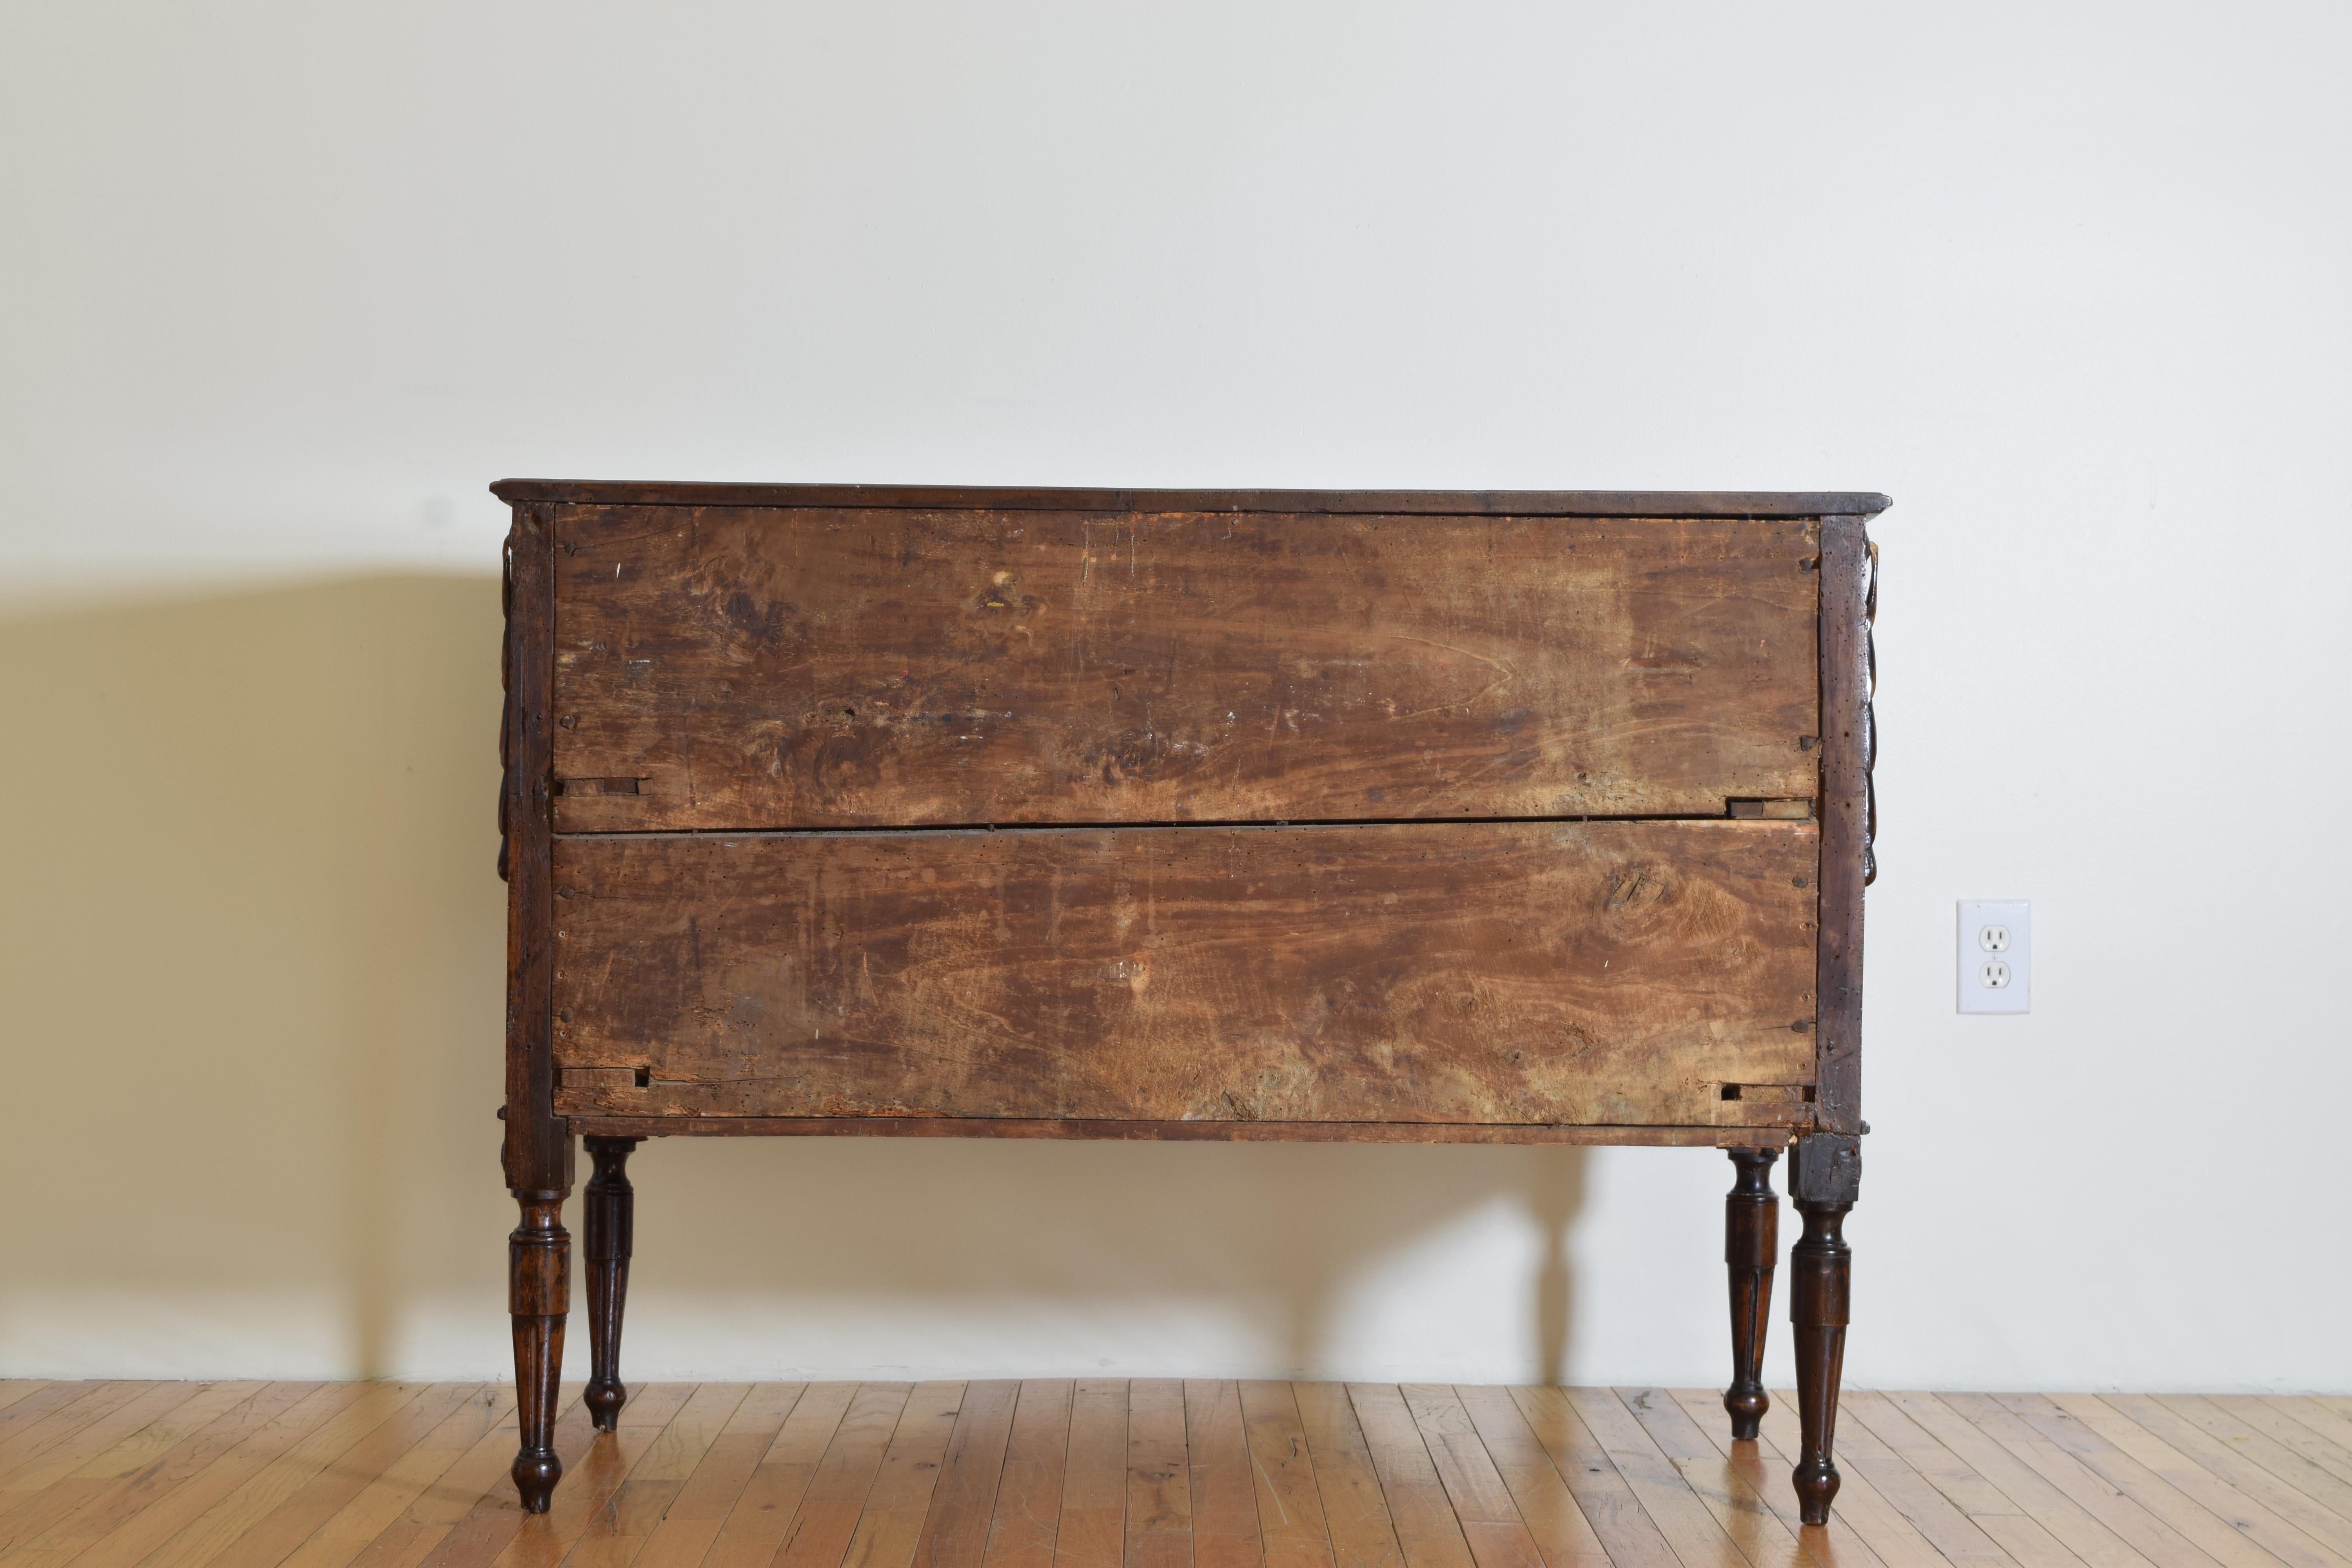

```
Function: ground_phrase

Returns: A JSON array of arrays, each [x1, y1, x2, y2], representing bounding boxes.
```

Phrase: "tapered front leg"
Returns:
[[1722, 1147, 1781, 1440], [1788, 1133, 1860, 1525], [582, 1137, 641, 1433], [509, 1192, 570, 1512]]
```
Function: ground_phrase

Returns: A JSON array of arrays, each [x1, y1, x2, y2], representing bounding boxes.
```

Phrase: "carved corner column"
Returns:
[[508, 1191, 571, 1512], [582, 1136, 641, 1433], [1788, 1132, 1860, 1526], [1722, 1147, 1781, 1440]]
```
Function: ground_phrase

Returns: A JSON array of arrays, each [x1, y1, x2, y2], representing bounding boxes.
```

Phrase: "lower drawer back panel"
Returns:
[[550, 820, 1817, 1127]]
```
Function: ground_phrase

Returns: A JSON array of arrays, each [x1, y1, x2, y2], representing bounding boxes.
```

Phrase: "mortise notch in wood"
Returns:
[[1727, 799, 1813, 819], [557, 776, 644, 797]]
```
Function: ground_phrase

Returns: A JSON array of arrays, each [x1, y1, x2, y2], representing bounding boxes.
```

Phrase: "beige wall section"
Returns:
[[0, 579, 1593, 1380]]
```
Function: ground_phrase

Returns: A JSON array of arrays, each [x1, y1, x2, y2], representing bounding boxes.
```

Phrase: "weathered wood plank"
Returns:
[[1936, 1394, 2249, 1568], [1863, 1392, 2153, 1568], [1659, 1387, 1889, 1568], [1451, 1385, 1618, 1568], [1055, 1379, 1130, 1568], [549, 507, 1821, 831], [909, 1379, 1020, 1568], [1400, 1385, 1548, 1568], [766, 1383, 916, 1568], [1614, 1389, 1812, 1568], [1185, 1382, 1264, 1568], [701, 1381, 861, 1568], [1292, 1384, 1407, 1568], [838, 1381, 967, 1568], [1559, 1391, 1748, 1568], [1504, 1387, 1682, 1568], [1234, 1382, 1336, 1568], [552, 820, 1815, 1129], [1123, 1380, 1191, 1568], [1345, 1385, 1477, 1568], [981, 1381, 1073, 1568]]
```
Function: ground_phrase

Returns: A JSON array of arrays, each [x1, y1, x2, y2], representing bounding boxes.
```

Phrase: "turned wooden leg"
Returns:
[[509, 1191, 571, 1512], [1722, 1147, 1780, 1441], [582, 1136, 641, 1433], [1788, 1133, 1860, 1526]]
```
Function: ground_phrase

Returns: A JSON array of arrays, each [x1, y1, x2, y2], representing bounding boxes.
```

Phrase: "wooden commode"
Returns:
[[493, 481, 1885, 1524]]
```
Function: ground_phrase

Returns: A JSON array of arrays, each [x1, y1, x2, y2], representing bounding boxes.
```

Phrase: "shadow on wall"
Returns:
[[0, 574, 1586, 1381]]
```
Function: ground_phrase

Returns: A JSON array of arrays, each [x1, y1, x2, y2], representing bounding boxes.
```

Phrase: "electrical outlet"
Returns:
[[1958, 901, 2030, 1014]]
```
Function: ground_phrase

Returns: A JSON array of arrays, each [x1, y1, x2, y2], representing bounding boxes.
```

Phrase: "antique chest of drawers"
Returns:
[[493, 481, 1884, 1524]]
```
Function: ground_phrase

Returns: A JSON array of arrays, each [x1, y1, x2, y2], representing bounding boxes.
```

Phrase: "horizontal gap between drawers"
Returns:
[[548, 808, 1814, 841]]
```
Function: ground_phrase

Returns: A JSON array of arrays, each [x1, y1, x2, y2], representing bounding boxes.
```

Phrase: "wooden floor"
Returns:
[[3, 1383, 2350, 1568]]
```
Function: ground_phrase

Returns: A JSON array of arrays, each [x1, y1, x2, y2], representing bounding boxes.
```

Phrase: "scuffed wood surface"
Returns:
[[549, 820, 1817, 1128], [549, 508, 1820, 831]]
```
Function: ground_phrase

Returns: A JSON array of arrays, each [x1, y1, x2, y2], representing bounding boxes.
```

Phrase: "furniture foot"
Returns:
[[509, 1191, 571, 1512], [1788, 1133, 1860, 1525], [1722, 1147, 1780, 1441], [583, 1136, 640, 1433]]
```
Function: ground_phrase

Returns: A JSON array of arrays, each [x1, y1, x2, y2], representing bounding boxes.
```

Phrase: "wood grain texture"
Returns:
[[503, 505, 567, 1195], [23, 1383, 2345, 1568], [1812, 517, 1870, 1136], [547, 507, 1821, 831], [559, 1119, 1795, 1146], [550, 820, 1815, 1129], [494, 481, 1892, 519]]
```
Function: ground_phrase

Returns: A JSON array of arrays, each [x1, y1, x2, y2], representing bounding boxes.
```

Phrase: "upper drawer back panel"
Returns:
[[550, 505, 1820, 831]]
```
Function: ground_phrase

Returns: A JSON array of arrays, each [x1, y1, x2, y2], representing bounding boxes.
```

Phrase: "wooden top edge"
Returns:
[[489, 479, 1891, 519]]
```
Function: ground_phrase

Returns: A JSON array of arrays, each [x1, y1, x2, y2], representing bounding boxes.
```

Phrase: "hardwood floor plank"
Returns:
[[1123, 1379, 1191, 1568], [409, 1386, 598, 1568], [0, 1383, 262, 1554], [24, 1381, 2352, 1568], [1345, 1385, 1477, 1568], [9, 1385, 323, 1568], [766, 1382, 920, 1568], [1658, 1388, 1886, 1568], [2082, 1397, 2352, 1559], [980, 1381, 1073, 1568], [911, 1379, 1020, 1568], [1817, 1401, 2018, 1568], [0, 1383, 210, 1524], [562, 1381, 748, 1568], [1053, 1379, 1129, 1568], [1867, 1393, 2152, 1568], [203, 1383, 482, 1568], [2146, 1396, 2352, 1515], [2271, 1403, 2352, 1472], [1985, 1394, 2327, 1568], [1833, 1395, 2074, 1568], [1560, 1390, 1748, 1568], [271, 1386, 513, 1568], [1615, 1388, 1816, 1568], [701, 1381, 860, 1568], [0, 1385, 163, 1488], [839, 1380, 967, 1568], [1451, 1386, 1615, 1568], [0, 1382, 58, 1418], [2204, 1400, 2352, 1487], [626, 1382, 806, 1568], [1753, 1395, 1949, 1568], [489, 1383, 700, 1568], [1290, 1383, 1405, 1568], [62, 1382, 387, 1568], [1184, 1382, 1265, 1568], [1234, 1382, 1334, 1568], [1399, 1386, 1547, 1568], [1504, 1388, 1679, 1568]]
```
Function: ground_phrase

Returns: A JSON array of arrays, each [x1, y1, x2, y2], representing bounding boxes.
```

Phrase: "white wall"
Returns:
[[3, 2, 2347, 1392]]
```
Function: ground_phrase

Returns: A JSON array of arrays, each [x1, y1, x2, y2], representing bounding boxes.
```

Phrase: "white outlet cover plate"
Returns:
[[1958, 900, 2031, 1014]]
